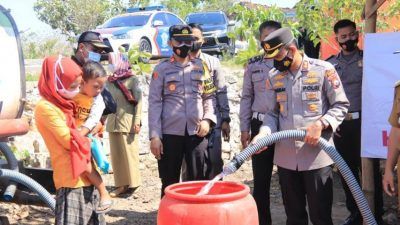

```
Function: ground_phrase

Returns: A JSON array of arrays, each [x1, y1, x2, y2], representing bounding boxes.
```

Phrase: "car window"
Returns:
[[152, 13, 168, 27], [186, 13, 226, 25], [102, 14, 150, 28], [166, 13, 184, 26]]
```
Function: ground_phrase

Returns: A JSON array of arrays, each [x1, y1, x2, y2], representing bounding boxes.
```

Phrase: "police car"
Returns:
[[95, 6, 185, 58]]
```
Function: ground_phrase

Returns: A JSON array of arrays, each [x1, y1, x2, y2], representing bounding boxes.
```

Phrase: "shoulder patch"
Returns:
[[247, 54, 263, 64]]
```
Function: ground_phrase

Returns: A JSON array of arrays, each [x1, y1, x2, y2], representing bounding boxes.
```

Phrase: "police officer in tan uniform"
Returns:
[[252, 28, 349, 225], [188, 23, 231, 179], [327, 19, 364, 225], [239, 20, 281, 225], [148, 25, 216, 196], [383, 81, 400, 197]]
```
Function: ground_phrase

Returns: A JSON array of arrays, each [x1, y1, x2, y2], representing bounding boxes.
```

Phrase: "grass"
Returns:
[[26, 72, 40, 81]]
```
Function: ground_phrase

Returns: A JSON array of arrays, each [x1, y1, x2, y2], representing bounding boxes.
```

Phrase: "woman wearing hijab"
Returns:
[[35, 56, 105, 225], [106, 52, 142, 197]]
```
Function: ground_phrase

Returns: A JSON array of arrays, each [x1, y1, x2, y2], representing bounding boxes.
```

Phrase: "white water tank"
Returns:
[[0, 5, 26, 120]]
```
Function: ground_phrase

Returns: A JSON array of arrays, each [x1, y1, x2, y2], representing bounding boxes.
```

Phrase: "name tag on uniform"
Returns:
[[302, 85, 320, 91]]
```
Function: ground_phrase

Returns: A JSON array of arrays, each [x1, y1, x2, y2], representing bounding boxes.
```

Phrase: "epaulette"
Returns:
[[247, 54, 263, 65], [395, 80, 400, 88]]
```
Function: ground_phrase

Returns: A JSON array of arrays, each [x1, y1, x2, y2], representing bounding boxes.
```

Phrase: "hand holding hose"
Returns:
[[304, 120, 323, 146]]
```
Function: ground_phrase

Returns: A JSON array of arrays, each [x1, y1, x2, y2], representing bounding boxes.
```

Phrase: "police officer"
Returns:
[[252, 28, 349, 225], [383, 81, 400, 196], [176, 23, 231, 179], [239, 20, 281, 225], [148, 25, 217, 196], [326, 19, 363, 225]]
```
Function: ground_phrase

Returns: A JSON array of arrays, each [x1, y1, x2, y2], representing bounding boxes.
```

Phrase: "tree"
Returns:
[[161, 0, 234, 19], [128, 0, 151, 7], [34, 0, 127, 40], [227, 4, 299, 65], [295, 0, 400, 45]]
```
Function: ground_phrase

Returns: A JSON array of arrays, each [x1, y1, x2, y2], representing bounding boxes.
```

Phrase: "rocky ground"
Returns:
[[0, 63, 399, 224]]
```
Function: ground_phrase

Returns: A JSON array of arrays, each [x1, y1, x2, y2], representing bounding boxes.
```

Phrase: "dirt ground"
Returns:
[[0, 159, 398, 225]]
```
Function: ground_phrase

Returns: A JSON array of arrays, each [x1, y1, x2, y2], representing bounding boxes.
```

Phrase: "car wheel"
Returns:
[[139, 38, 152, 63]]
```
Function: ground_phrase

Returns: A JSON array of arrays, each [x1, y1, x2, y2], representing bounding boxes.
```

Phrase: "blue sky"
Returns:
[[1, 0, 299, 33]]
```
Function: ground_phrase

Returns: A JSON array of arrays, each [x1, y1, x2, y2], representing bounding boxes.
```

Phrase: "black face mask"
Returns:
[[339, 38, 358, 52], [191, 42, 202, 51], [274, 51, 293, 72], [173, 45, 191, 58]]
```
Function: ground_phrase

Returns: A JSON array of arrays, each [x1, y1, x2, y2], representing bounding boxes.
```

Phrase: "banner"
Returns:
[[362, 32, 400, 158]]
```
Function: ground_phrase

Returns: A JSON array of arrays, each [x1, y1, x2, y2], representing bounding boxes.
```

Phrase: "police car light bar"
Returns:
[[127, 5, 166, 13]]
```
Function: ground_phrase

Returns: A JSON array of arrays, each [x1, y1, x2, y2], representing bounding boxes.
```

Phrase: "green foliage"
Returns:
[[124, 45, 152, 75], [161, 0, 199, 19], [128, 0, 151, 7], [26, 73, 40, 81], [162, 0, 234, 19], [0, 144, 30, 162], [295, 0, 365, 46], [295, 0, 400, 45], [234, 36, 262, 66], [34, 0, 126, 40], [227, 4, 298, 66]]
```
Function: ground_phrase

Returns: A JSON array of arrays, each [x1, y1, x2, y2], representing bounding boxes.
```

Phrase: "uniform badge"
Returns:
[[307, 71, 318, 77], [274, 74, 285, 80], [169, 83, 176, 91], [273, 81, 285, 88], [276, 92, 287, 102], [325, 69, 341, 89], [305, 92, 318, 101], [308, 103, 318, 112], [358, 60, 363, 67], [303, 78, 319, 85], [152, 71, 159, 80], [182, 29, 189, 34], [283, 60, 291, 67]]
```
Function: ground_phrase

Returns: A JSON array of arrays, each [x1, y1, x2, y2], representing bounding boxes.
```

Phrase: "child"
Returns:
[[73, 61, 112, 213]]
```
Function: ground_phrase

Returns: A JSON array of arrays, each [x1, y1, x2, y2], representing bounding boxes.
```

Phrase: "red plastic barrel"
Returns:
[[157, 181, 258, 225]]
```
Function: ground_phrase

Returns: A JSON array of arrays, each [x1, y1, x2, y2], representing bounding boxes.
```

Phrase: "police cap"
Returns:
[[261, 27, 294, 59]]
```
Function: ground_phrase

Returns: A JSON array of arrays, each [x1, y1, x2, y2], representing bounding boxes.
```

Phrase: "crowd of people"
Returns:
[[33, 18, 399, 225]]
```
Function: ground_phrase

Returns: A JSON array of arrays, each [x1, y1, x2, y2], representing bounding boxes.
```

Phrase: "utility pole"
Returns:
[[363, 0, 377, 223]]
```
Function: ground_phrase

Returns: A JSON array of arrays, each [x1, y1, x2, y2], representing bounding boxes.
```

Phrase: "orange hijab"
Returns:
[[38, 56, 90, 178]]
